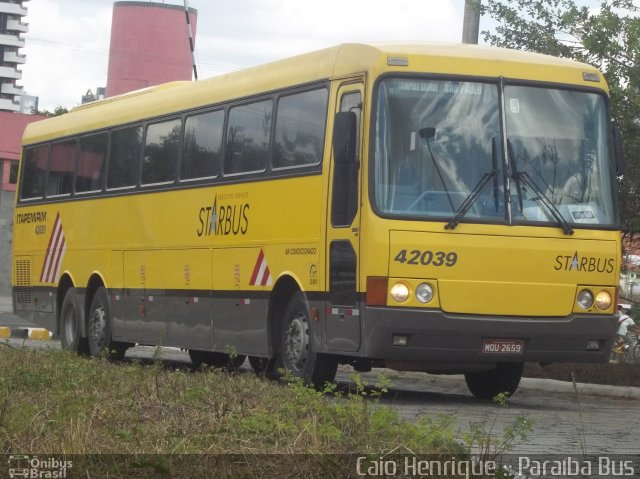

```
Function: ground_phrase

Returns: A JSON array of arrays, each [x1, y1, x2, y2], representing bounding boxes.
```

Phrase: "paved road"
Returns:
[[0, 308, 34, 329], [2, 330, 638, 457], [351, 369, 639, 456]]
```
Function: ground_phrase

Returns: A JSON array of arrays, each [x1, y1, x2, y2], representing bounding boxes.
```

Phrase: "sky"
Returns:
[[19, 0, 480, 111]]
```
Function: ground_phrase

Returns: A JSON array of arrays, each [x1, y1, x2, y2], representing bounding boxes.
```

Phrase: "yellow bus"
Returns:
[[12, 43, 623, 398]]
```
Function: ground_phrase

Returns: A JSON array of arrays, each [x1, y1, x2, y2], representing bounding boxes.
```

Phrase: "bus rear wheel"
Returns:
[[464, 362, 524, 400], [60, 287, 88, 354], [87, 287, 129, 360], [279, 292, 337, 389]]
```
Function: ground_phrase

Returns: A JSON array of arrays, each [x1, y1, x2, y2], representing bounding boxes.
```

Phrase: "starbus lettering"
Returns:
[[197, 195, 250, 237], [216, 203, 250, 236], [554, 252, 614, 273]]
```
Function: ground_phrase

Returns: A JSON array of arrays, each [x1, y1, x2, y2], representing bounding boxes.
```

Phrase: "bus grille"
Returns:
[[15, 259, 32, 305]]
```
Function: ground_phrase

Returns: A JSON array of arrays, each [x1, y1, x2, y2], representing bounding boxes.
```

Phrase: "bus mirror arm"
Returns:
[[492, 137, 500, 212], [333, 111, 357, 165], [612, 123, 625, 176], [507, 139, 524, 213], [419, 127, 455, 213]]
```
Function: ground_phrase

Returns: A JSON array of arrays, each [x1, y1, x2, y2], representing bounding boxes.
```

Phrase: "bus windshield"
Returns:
[[373, 78, 617, 228]]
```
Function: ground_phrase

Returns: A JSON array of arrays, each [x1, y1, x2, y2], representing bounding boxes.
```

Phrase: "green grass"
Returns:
[[0, 345, 467, 456], [0, 344, 540, 477]]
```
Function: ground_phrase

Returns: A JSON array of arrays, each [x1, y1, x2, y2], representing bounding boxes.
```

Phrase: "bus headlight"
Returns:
[[576, 289, 594, 310], [595, 291, 612, 310], [415, 283, 434, 303], [390, 283, 410, 303]]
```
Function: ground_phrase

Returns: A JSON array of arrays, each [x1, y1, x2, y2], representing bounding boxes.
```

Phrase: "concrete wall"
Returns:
[[0, 112, 46, 298], [0, 189, 14, 296]]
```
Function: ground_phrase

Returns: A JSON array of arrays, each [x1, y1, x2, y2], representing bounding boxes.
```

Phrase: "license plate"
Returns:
[[482, 339, 524, 354]]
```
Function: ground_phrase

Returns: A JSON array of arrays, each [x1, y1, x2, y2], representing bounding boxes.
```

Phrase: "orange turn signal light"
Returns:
[[366, 277, 388, 306]]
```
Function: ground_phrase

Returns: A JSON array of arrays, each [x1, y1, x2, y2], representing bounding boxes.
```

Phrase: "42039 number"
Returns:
[[394, 249, 458, 267]]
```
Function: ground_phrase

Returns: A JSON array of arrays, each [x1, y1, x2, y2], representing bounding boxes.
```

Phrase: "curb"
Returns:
[[374, 369, 640, 400], [519, 376, 640, 400], [0, 326, 52, 340]]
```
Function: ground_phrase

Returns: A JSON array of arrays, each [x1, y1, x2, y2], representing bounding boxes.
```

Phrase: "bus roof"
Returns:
[[23, 42, 606, 145]]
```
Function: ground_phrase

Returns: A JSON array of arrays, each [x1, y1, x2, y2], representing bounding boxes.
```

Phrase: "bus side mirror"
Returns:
[[332, 111, 357, 165], [331, 111, 359, 227], [612, 124, 625, 176]]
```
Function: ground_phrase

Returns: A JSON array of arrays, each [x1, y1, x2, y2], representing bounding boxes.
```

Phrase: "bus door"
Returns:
[[325, 82, 364, 352]]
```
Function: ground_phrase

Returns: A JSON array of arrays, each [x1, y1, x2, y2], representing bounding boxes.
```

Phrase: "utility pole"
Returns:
[[462, 0, 481, 44]]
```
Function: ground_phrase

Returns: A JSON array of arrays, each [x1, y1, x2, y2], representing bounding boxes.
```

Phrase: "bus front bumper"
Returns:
[[360, 307, 618, 365]]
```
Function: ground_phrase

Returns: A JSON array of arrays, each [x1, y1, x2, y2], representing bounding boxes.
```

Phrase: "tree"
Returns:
[[31, 106, 69, 117], [480, 0, 640, 235]]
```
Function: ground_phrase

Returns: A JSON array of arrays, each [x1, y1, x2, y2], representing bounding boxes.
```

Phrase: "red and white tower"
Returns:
[[106, 1, 198, 97]]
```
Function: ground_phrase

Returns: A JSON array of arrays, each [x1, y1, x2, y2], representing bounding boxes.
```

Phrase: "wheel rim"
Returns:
[[285, 312, 309, 371], [89, 304, 107, 351], [63, 305, 76, 346]]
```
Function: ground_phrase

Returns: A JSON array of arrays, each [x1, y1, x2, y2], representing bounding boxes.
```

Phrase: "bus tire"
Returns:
[[280, 292, 337, 389], [87, 287, 130, 360], [189, 350, 246, 371], [464, 362, 524, 400], [60, 287, 86, 353]]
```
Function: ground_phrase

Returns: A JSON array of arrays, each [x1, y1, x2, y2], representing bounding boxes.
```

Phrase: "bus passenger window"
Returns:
[[108, 126, 142, 189], [272, 88, 328, 169], [76, 133, 107, 193], [224, 100, 272, 175], [20, 145, 49, 200], [142, 119, 181, 185], [47, 140, 76, 197], [182, 110, 223, 180], [340, 92, 361, 157]]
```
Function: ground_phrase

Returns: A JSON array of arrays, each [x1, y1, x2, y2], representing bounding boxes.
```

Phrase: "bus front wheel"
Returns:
[[87, 287, 129, 360], [464, 362, 524, 400], [279, 292, 337, 389]]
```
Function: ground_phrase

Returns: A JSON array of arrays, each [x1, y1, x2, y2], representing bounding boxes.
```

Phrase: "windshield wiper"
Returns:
[[507, 139, 574, 236], [445, 138, 500, 230], [445, 172, 496, 230]]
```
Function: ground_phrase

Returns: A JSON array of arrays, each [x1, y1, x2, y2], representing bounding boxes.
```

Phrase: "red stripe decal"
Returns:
[[44, 221, 64, 283], [249, 249, 265, 286], [40, 213, 60, 282]]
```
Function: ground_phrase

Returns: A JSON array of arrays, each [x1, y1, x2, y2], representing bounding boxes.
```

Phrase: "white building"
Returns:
[[0, 0, 28, 112]]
